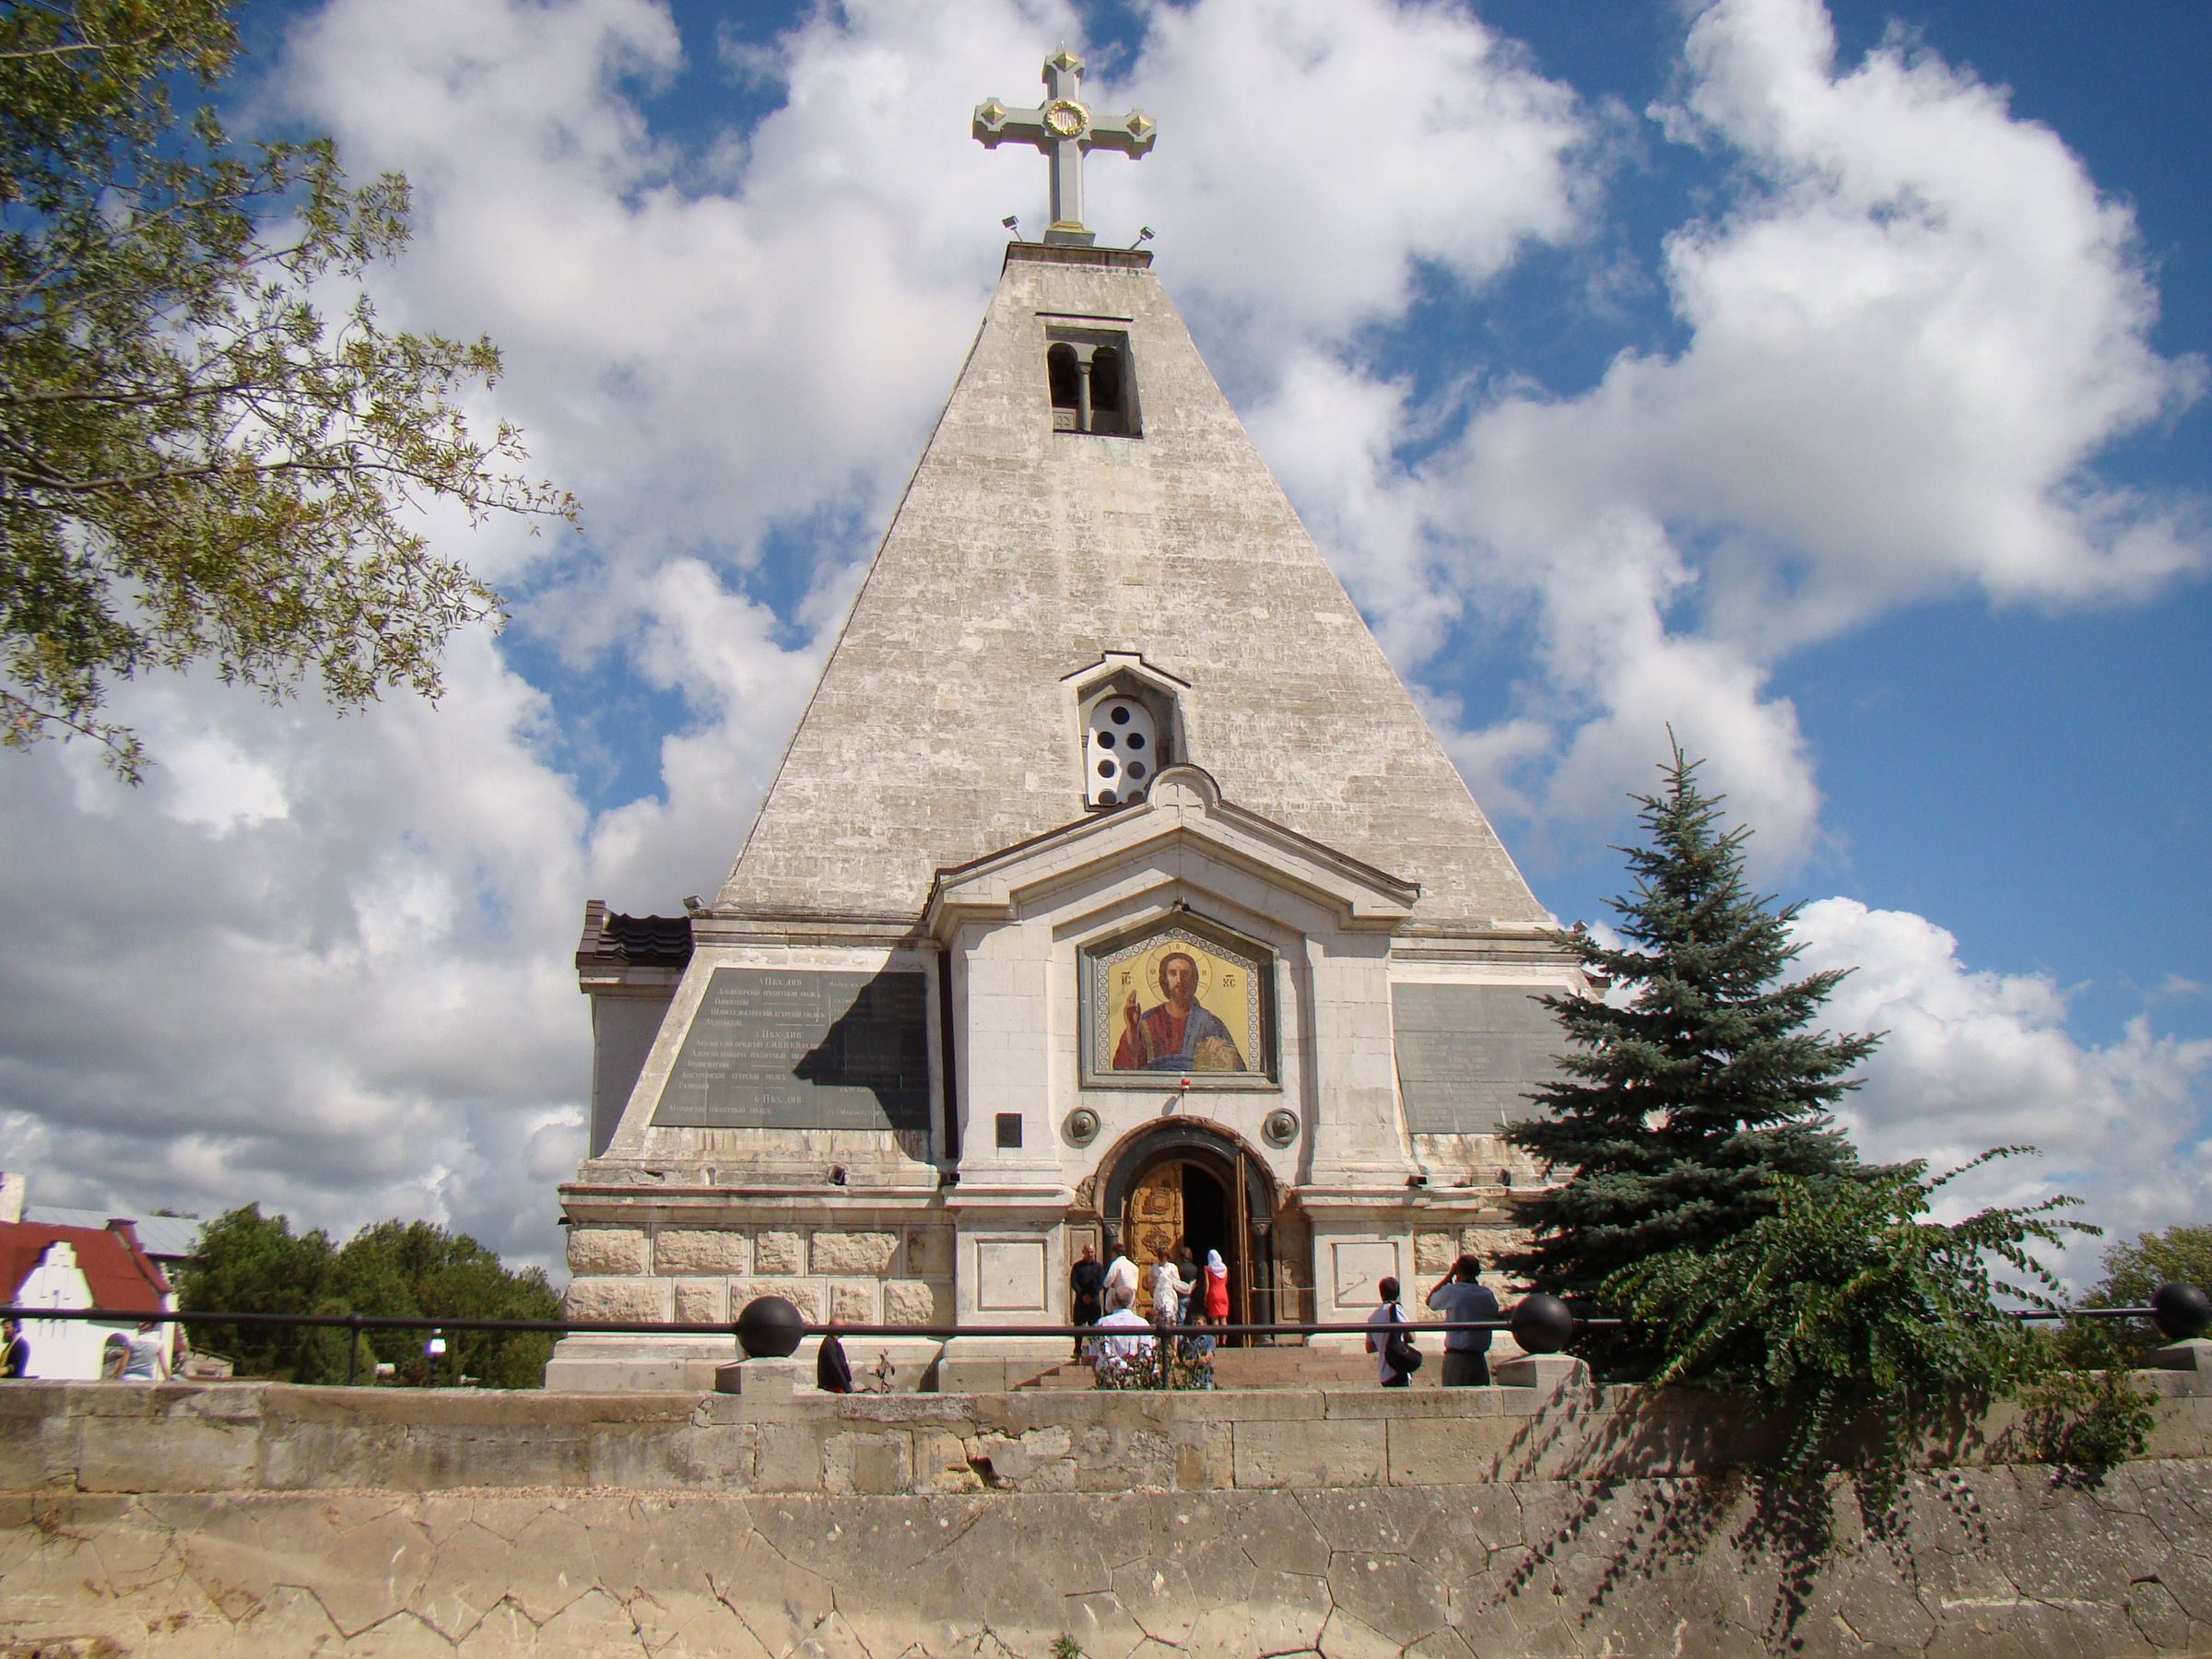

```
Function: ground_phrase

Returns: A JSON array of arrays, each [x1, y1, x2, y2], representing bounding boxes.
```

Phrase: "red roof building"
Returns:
[[1, 1218, 172, 1316]]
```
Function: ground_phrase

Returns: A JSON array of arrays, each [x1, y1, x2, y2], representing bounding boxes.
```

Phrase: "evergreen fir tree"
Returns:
[[1502, 744, 1880, 1346]]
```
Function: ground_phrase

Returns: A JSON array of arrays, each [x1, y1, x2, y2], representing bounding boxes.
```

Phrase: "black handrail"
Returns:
[[1, 1301, 2185, 1388]]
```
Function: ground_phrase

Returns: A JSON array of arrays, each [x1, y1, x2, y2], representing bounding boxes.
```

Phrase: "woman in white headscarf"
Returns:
[[1204, 1249, 1230, 1322]]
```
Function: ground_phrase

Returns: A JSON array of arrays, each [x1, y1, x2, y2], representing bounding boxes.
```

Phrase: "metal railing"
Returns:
[[0, 1300, 2187, 1388]]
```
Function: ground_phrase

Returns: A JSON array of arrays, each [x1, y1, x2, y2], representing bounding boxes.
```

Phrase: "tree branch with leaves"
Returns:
[[0, 0, 572, 776]]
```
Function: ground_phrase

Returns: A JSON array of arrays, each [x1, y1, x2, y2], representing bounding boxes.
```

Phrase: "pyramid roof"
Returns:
[[716, 244, 1546, 934]]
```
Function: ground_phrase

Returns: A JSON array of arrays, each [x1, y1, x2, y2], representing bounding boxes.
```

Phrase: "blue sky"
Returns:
[[1, 0, 2205, 1277]]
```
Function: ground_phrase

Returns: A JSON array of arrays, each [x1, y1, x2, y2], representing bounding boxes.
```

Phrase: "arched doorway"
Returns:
[[1098, 1122, 1277, 1340]]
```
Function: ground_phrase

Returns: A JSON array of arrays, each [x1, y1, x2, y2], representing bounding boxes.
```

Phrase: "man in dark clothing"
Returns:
[[816, 1323, 853, 1394], [1425, 1254, 1501, 1386], [1069, 1242, 1106, 1358], [1, 1319, 28, 1379]]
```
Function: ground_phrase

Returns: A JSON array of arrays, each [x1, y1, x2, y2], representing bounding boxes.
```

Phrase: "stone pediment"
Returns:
[[923, 764, 1418, 937]]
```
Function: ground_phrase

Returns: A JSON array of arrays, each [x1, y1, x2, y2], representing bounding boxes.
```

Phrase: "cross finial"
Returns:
[[974, 45, 1156, 246]]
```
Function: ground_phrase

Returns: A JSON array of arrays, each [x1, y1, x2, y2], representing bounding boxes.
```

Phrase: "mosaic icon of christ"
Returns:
[[1112, 950, 1247, 1072]]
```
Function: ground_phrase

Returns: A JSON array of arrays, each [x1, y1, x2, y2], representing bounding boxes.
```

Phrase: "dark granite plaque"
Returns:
[[1392, 983, 1561, 1135], [652, 968, 930, 1132]]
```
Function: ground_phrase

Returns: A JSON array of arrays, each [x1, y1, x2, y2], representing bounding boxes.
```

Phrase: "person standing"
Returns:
[[1, 1318, 29, 1378], [1172, 1243, 1201, 1324], [816, 1322, 853, 1394], [1203, 1249, 1230, 1322], [1425, 1254, 1500, 1387], [1102, 1237, 1140, 1312], [119, 1320, 166, 1382], [1148, 1255, 1190, 1331], [1364, 1277, 1413, 1388], [1069, 1243, 1106, 1359]]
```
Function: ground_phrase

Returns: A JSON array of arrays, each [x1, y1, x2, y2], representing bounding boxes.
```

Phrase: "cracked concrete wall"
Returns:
[[5, 1464, 2212, 1657]]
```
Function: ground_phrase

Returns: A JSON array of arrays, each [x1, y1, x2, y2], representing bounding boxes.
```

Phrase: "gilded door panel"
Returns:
[[1126, 1164, 1183, 1319]]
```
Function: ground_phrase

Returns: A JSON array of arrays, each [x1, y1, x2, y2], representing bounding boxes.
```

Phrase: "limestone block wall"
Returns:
[[562, 1220, 954, 1327], [6, 1378, 2212, 1658]]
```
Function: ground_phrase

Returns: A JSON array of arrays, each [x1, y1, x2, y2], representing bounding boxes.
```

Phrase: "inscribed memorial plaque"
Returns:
[[1392, 983, 1561, 1134], [653, 968, 930, 1131]]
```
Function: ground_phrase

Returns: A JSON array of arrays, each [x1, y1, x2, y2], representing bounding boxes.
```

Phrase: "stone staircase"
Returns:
[[1017, 1345, 1437, 1391]]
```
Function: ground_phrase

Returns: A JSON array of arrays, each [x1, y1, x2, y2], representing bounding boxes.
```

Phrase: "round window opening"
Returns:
[[1126, 732, 1145, 750], [1127, 761, 1146, 780], [1097, 732, 1115, 748], [1098, 759, 1117, 778], [1099, 789, 1118, 805], [1111, 706, 1131, 724]]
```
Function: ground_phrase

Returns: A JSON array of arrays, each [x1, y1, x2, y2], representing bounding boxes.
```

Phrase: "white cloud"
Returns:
[[1793, 899, 2212, 1285], [1265, 0, 2206, 868]]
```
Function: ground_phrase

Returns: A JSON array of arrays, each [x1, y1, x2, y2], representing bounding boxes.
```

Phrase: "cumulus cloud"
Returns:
[[1273, 0, 2206, 865], [1793, 899, 2212, 1284]]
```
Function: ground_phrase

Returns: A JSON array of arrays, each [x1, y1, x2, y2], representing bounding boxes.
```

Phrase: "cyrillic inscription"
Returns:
[[653, 968, 930, 1131]]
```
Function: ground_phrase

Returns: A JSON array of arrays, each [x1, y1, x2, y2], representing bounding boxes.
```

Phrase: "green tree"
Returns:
[[2062, 1224, 2212, 1367], [330, 1219, 560, 1388], [1502, 745, 1880, 1372], [174, 1202, 335, 1377], [1, 0, 571, 778], [178, 1206, 560, 1386]]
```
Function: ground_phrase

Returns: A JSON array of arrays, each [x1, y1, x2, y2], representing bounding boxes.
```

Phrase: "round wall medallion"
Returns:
[[1044, 98, 1089, 137], [1261, 1109, 1299, 1147], [1065, 1107, 1101, 1147]]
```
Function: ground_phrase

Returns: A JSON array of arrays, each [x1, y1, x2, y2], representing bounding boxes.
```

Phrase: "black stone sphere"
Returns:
[[2152, 1282, 2212, 1342], [1511, 1292, 1576, 1355], [735, 1295, 806, 1359]]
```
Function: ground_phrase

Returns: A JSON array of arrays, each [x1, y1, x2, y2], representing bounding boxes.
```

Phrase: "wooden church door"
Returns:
[[1126, 1164, 1183, 1319]]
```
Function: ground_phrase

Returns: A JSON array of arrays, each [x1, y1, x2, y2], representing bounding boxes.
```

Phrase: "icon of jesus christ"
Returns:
[[1112, 950, 1246, 1072]]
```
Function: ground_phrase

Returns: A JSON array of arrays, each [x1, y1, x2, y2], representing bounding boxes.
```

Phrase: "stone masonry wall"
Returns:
[[5, 1377, 2211, 1656], [564, 1222, 954, 1329]]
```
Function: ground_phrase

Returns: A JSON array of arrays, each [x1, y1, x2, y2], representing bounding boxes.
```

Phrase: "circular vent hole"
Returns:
[[1097, 759, 1117, 778], [1111, 706, 1131, 724], [1097, 732, 1115, 748], [1127, 761, 1146, 781], [1126, 732, 1145, 750], [1099, 789, 1117, 805]]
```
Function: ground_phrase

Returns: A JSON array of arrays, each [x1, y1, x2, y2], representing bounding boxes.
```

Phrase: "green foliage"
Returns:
[[0, 0, 571, 777], [173, 1202, 335, 1377], [1503, 745, 1878, 1372], [2060, 1224, 2212, 1368], [1604, 1152, 2094, 1481], [2015, 1364, 2158, 1469], [178, 1205, 559, 1386]]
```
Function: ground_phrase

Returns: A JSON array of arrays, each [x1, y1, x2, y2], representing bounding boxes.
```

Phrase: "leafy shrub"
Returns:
[[2016, 1366, 2157, 1468], [1603, 1150, 2092, 1480]]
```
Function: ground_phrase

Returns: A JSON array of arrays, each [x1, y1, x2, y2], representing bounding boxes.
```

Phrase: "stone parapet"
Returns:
[[3, 1369, 2206, 1501]]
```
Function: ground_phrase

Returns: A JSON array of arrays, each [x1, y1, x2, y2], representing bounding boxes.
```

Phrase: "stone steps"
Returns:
[[1016, 1347, 1427, 1391]]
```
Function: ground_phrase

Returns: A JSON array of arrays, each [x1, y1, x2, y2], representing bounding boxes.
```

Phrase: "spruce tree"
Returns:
[[1502, 745, 1880, 1346]]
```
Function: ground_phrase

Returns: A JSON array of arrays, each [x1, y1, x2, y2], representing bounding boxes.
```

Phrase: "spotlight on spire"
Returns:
[[1133, 226, 1155, 249], [1001, 215, 1020, 236]]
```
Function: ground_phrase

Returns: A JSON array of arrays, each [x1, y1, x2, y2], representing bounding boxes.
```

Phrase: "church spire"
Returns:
[[973, 45, 1156, 246]]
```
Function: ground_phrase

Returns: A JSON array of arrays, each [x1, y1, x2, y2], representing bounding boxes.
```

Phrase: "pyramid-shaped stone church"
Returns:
[[552, 51, 1582, 1388]]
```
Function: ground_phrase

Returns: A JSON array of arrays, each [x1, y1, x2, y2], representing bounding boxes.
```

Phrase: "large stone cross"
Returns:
[[973, 45, 1156, 245]]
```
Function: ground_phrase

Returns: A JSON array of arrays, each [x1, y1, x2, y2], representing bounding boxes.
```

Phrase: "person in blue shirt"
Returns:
[[1425, 1254, 1501, 1386]]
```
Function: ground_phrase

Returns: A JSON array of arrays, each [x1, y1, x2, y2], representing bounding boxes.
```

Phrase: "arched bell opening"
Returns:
[[1097, 1120, 1277, 1343]]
